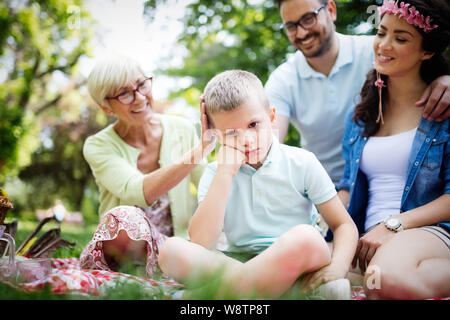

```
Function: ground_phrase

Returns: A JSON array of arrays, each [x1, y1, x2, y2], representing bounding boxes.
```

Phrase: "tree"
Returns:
[[143, 0, 381, 146], [146, 0, 292, 95], [13, 103, 108, 223], [0, 0, 95, 183]]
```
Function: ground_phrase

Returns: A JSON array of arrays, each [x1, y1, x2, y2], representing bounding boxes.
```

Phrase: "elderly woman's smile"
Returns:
[[131, 103, 149, 113]]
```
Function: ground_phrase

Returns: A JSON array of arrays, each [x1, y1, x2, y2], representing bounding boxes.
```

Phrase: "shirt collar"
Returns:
[[297, 32, 354, 79], [330, 33, 354, 76]]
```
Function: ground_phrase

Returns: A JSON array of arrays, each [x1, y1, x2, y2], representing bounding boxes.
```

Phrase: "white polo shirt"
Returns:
[[265, 33, 375, 184], [197, 138, 337, 254]]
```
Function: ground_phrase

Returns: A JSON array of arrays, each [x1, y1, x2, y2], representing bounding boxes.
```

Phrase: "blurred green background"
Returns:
[[1, 0, 447, 227]]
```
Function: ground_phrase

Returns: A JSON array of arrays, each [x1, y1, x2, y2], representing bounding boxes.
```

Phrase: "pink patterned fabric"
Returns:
[[1, 257, 183, 297], [79, 206, 168, 277], [139, 193, 173, 237]]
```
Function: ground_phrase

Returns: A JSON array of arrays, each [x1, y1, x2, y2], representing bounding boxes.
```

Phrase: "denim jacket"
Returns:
[[336, 111, 450, 237]]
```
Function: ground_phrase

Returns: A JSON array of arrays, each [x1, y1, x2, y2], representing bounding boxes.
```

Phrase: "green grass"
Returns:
[[10, 219, 97, 258], [1, 218, 309, 300]]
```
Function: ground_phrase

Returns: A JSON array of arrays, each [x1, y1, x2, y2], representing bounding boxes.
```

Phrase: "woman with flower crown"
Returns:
[[337, 0, 450, 299]]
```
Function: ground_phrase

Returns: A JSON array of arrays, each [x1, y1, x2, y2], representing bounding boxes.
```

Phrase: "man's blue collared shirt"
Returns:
[[264, 33, 375, 184]]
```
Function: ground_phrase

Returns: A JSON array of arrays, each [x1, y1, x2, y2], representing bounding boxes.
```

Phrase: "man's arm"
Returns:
[[417, 75, 450, 121], [275, 114, 290, 143]]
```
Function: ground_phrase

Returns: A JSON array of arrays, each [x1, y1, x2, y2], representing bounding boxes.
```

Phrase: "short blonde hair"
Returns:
[[87, 55, 146, 109], [203, 70, 270, 115]]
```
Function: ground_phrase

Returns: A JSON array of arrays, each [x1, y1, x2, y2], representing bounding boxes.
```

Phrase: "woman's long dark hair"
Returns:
[[353, 0, 450, 136]]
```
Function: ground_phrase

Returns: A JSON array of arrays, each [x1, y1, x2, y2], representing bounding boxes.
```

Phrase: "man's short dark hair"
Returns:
[[275, 0, 328, 10]]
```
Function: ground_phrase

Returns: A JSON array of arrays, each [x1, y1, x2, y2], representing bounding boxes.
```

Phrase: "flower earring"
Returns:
[[374, 71, 386, 125]]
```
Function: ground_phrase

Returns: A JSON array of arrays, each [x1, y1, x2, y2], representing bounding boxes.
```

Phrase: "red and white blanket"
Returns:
[[2, 258, 448, 300], [2, 258, 182, 298]]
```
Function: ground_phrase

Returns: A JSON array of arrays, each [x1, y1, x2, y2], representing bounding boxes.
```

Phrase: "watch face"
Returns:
[[387, 218, 399, 229]]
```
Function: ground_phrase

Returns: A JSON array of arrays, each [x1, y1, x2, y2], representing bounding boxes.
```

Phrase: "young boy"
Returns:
[[158, 70, 358, 299]]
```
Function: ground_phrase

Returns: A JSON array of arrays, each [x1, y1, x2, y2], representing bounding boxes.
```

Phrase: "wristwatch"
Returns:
[[384, 216, 404, 232]]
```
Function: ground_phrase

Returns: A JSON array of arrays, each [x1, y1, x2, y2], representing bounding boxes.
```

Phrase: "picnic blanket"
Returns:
[[1, 257, 183, 298], [2, 257, 448, 300], [2, 257, 365, 299]]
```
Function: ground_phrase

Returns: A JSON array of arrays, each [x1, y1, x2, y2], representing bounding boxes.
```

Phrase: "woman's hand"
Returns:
[[301, 262, 348, 291], [352, 223, 396, 271], [200, 96, 217, 157]]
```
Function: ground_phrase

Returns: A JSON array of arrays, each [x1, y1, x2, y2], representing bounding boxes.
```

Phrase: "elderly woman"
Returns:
[[79, 55, 214, 276]]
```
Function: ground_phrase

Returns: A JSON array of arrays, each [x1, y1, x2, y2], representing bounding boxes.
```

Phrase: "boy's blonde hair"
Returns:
[[87, 55, 146, 110], [203, 70, 270, 115]]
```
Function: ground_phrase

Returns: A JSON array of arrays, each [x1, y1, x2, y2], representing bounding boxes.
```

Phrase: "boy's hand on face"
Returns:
[[216, 144, 246, 177]]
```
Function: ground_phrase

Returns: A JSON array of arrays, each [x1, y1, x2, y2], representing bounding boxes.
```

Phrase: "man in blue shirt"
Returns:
[[265, 0, 450, 185]]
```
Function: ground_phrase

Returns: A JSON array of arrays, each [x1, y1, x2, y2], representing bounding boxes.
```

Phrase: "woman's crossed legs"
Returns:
[[363, 228, 450, 299]]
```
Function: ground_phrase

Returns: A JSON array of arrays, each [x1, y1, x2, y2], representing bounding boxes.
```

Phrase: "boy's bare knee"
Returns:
[[277, 224, 331, 270], [159, 237, 188, 261], [281, 225, 327, 250], [158, 237, 190, 278]]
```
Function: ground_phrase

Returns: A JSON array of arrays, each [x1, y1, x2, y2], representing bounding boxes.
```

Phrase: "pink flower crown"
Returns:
[[379, 0, 438, 33]]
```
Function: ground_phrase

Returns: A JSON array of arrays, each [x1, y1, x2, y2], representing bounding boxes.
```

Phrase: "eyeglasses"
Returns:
[[282, 2, 327, 36], [106, 77, 153, 105]]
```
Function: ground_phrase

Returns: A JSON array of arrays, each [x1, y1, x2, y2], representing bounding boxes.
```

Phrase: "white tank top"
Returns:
[[360, 127, 417, 231]]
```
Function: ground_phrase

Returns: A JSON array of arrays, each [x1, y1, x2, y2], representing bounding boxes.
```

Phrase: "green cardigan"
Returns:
[[83, 114, 206, 239]]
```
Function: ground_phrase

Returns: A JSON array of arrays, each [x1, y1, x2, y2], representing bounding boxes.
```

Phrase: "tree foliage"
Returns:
[[0, 0, 95, 182], [0, 0, 107, 222], [13, 108, 107, 223], [143, 0, 381, 145], [146, 0, 292, 93]]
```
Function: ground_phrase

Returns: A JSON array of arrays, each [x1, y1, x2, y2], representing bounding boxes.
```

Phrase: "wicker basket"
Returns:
[[0, 194, 13, 226]]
